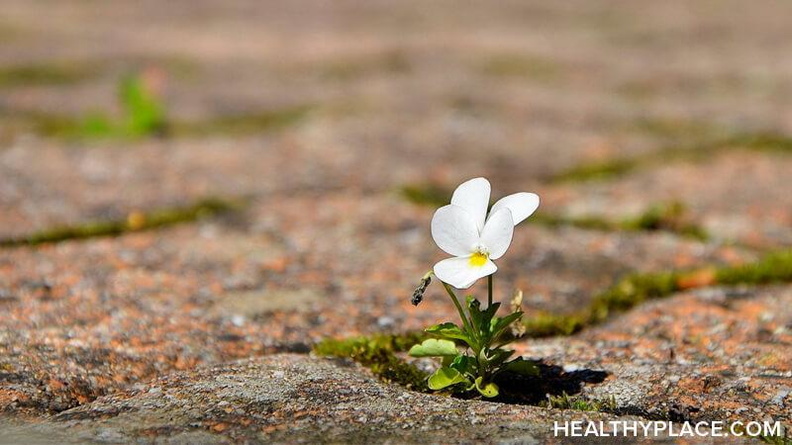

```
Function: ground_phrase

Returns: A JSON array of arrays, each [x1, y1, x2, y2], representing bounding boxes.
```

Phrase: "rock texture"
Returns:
[[1, 0, 791, 443]]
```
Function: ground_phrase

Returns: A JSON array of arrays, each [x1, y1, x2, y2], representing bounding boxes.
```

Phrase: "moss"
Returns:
[[399, 183, 452, 207], [0, 61, 100, 88], [313, 333, 430, 391], [522, 312, 587, 337], [172, 105, 312, 137], [542, 393, 618, 412], [715, 250, 792, 285], [628, 117, 724, 141], [757, 431, 792, 445], [0, 197, 244, 248], [728, 422, 792, 445], [585, 270, 680, 325], [731, 132, 792, 153], [532, 202, 708, 241], [319, 51, 411, 80], [552, 130, 792, 183], [6, 105, 311, 141], [621, 202, 708, 240], [529, 213, 611, 231], [551, 158, 640, 183], [479, 54, 561, 81], [521, 250, 792, 337], [520, 250, 792, 337]]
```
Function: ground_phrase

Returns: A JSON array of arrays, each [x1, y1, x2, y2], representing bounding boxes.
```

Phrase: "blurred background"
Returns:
[[3, 0, 792, 237], [1, 0, 792, 418]]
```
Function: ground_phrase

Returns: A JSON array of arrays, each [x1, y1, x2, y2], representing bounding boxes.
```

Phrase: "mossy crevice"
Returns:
[[317, 50, 411, 81], [400, 184, 707, 240], [313, 333, 430, 391], [479, 54, 562, 82], [523, 249, 792, 337], [532, 201, 708, 240], [552, 130, 792, 183], [0, 61, 101, 88], [171, 105, 313, 137], [0, 197, 244, 248], [399, 184, 452, 208], [757, 430, 792, 445], [7, 105, 312, 141], [1, 69, 312, 141], [541, 392, 618, 413]]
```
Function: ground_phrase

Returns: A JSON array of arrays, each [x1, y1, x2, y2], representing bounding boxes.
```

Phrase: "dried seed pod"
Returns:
[[411, 275, 432, 306]]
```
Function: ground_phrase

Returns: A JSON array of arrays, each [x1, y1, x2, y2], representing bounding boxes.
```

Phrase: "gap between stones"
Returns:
[[551, 131, 792, 183], [401, 184, 708, 240], [0, 197, 245, 248]]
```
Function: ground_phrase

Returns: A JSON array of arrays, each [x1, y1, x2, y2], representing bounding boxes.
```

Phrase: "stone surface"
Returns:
[[0, 355, 750, 444], [1, 0, 791, 443]]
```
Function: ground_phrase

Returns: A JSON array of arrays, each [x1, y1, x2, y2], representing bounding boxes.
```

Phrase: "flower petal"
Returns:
[[490, 192, 540, 226], [433, 256, 497, 289], [431, 205, 479, 257], [479, 208, 514, 260], [450, 177, 490, 233]]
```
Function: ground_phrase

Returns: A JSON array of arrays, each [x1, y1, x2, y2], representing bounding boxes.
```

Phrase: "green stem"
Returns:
[[441, 281, 476, 342], [487, 275, 493, 309]]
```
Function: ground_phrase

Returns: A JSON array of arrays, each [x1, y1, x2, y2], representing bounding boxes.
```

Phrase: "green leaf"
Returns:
[[428, 367, 470, 390], [474, 376, 499, 398], [425, 322, 470, 343], [408, 339, 459, 357], [466, 295, 481, 321], [503, 357, 540, 376], [482, 302, 501, 326], [491, 311, 523, 337], [449, 354, 476, 375], [485, 348, 515, 368], [467, 297, 502, 342]]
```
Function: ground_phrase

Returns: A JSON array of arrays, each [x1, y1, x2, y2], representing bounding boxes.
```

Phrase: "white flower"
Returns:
[[431, 177, 539, 289]]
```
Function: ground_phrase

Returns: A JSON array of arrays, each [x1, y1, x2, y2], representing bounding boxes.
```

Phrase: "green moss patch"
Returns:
[[523, 250, 792, 337], [11, 105, 312, 141], [0, 61, 101, 88], [479, 54, 561, 82], [400, 184, 707, 239], [317, 50, 411, 81], [0, 197, 243, 248], [171, 105, 312, 137], [552, 130, 792, 183], [532, 201, 708, 240], [757, 431, 792, 445], [313, 333, 430, 391], [541, 392, 618, 412], [399, 183, 452, 207]]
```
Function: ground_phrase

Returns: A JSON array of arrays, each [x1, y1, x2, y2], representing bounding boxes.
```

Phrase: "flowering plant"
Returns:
[[410, 177, 540, 398]]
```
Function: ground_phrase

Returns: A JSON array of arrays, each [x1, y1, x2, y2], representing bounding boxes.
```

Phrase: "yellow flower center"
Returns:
[[469, 251, 488, 267]]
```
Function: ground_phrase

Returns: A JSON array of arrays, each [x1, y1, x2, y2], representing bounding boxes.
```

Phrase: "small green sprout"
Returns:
[[67, 70, 169, 140]]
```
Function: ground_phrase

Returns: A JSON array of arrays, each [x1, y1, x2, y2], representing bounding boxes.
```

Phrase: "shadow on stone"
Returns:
[[492, 361, 609, 405]]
